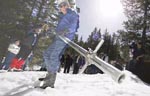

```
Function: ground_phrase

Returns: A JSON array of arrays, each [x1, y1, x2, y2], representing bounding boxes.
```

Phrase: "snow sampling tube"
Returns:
[[58, 35, 125, 83]]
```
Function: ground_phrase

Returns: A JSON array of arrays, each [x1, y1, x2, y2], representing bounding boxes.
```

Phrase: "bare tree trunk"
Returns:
[[29, 0, 36, 20], [142, 0, 148, 47], [36, 0, 46, 22]]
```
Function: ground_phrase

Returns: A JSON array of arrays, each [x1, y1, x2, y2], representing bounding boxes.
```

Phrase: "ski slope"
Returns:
[[0, 71, 150, 96]]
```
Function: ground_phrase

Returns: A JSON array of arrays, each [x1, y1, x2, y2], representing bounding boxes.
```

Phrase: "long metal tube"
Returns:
[[59, 36, 88, 57], [58, 35, 125, 83]]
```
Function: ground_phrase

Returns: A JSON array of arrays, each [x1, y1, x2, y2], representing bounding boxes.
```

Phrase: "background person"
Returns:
[[0, 40, 20, 70], [126, 41, 145, 75], [63, 54, 73, 73], [9, 25, 43, 71]]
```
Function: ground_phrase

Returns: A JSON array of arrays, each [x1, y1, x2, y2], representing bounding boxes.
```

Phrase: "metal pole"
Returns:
[[58, 35, 125, 83]]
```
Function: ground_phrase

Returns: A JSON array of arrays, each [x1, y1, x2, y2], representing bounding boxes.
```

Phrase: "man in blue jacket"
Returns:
[[39, 1, 79, 89]]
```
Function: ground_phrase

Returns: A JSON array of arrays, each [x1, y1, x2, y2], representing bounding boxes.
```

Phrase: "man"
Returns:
[[63, 54, 73, 73], [127, 41, 145, 75], [39, 0, 79, 89], [133, 41, 145, 75], [9, 25, 43, 71]]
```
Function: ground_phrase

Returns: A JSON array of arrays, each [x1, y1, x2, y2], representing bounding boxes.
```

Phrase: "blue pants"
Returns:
[[43, 36, 67, 73], [22, 53, 33, 70], [1, 52, 16, 70]]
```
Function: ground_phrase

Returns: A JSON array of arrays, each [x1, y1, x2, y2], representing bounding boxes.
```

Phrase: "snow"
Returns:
[[0, 70, 150, 96]]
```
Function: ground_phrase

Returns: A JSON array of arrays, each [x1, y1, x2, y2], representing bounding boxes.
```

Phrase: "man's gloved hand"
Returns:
[[58, 32, 69, 36], [57, 28, 69, 36]]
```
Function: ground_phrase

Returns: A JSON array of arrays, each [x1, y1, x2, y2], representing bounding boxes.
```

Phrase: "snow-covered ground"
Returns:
[[0, 70, 150, 96]]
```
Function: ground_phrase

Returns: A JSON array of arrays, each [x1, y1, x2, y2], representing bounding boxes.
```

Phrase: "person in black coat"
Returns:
[[64, 54, 73, 73], [9, 25, 45, 70], [127, 41, 145, 75]]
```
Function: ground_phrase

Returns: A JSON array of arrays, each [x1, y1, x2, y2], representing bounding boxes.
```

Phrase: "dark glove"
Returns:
[[57, 28, 69, 36]]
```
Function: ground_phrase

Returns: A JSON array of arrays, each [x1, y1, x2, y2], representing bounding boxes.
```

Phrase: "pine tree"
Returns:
[[122, 0, 150, 46]]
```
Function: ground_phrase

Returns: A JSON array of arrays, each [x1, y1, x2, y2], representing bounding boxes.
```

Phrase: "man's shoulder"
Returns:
[[67, 9, 78, 15]]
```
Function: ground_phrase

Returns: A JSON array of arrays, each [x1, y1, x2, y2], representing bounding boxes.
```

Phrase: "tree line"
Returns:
[[0, 0, 150, 66], [65, 27, 121, 63]]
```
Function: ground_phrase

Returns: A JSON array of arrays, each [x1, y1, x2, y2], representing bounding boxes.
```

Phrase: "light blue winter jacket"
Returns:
[[56, 8, 79, 40]]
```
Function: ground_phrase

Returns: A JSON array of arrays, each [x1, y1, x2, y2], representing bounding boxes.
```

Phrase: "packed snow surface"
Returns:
[[0, 71, 150, 96]]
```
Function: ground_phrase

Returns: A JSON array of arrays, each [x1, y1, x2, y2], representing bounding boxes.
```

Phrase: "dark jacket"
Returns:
[[22, 32, 38, 50]]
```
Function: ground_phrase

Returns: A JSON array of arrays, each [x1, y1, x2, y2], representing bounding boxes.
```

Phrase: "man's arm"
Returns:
[[31, 33, 38, 50], [68, 13, 79, 33]]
